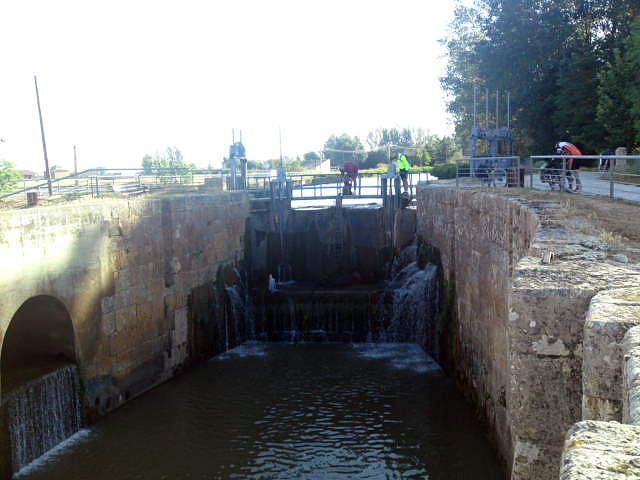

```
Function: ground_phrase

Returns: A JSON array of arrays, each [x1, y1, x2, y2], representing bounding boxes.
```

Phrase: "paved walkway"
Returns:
[[528, 170, 640, 202]]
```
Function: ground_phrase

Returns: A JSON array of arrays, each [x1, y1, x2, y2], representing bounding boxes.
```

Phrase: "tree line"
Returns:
[[441, 0, 640, 154], [321, 128, 459, 169]]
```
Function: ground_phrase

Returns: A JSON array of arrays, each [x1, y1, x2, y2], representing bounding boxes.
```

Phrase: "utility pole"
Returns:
[[496, 89, 499, 129], [34, 76, 52, 196], [485, 88, 489, 130], [473, 86, 477, 128], [279, 126, 283, 168], [73, 145, 78, 175]]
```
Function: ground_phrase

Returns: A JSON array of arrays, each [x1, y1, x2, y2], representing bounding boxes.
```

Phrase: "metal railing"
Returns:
[[453, 155, 640, 202], [0, 168, 232, 209], [283, 171, 431, 201], [5, 154, 636, 210], [0, 166, 434, 210], [530, 155, 640, 199]]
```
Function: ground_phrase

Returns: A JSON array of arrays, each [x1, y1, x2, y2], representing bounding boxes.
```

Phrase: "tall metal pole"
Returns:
[[473, 86, 477, 128], [496, 89, 499, 129], [73, 145, 78, 175], [278, 126, 283, 168], [485, 88, 489, 130], [507, 92, 511, 129], [34, 76, 52, 196]]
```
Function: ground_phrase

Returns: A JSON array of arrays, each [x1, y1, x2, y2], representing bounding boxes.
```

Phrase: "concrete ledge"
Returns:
[[560, 421, 640, 479], [582, 288, 640, 421], [623, 326, 640, 425]]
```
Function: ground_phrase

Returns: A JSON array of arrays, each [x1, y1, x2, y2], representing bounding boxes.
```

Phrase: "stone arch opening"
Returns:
[[1, 295, 76, 394]]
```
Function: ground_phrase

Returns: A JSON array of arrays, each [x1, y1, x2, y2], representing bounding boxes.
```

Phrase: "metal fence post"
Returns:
[[561, 157, 567, 192], [455, 162, 459, 189], [529, 156, 534, 188], [609, 157, 615, 198], [286, 180, 293, 210], [381, 177, 388, 207]]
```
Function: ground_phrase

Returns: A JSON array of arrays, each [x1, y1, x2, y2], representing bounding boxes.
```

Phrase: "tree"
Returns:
[[439, 4, 486, 144], [376, 128, 412, 147], [0, 160, 21, 192], [303, 151, 321, 162], [142, 147, 194, 175], [246, 160, 265, 170], [440, 0, 640, 154], [323, 134, 364, 167], [366, 130, 383, 150], [265, 156, 303, 171], [597, 16, 640, 149], [553, 51, 606, 152]]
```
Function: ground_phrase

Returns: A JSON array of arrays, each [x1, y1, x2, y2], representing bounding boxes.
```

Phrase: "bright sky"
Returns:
[[0, 0, 455, 172]]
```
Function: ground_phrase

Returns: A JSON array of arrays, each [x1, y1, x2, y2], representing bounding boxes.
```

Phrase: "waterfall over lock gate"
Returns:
[[258, 260, 439, 346], [3, 364, 82, 474], [379, 262, 440, 348]]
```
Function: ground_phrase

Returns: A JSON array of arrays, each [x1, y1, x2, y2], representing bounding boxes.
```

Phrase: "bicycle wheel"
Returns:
[[493, 169, 507, 187]]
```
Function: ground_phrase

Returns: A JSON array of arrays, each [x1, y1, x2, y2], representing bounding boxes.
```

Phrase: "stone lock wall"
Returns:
[[416, 185, 640, 480], [416, 186, 539, 475], [0, 192, 250, 415]]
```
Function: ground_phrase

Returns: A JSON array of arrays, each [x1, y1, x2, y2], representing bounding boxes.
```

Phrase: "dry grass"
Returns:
[[506, 188, 640, 261]]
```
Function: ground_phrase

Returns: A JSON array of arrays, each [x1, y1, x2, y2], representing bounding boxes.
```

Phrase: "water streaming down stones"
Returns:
[[3, 365, 81, 474], [377, 262, 440, 347], [225, 285, 255, 348], [258, 259, 439, 346]]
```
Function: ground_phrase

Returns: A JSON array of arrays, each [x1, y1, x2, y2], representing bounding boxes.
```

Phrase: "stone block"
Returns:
[[623, 326, 640, 425], [130, 283, 149, 306], [511, 440, 562, 480], [101, 295, 115, 315], [136, 302, 153, 325], [172, 307, 189, 346], [101, 312, 116, 336], [164, 292, 186, 314], [115, 305, 137, 332], [510, 352, 582, 444], [583, 288, 640, 421], [115, 269, 132, 292], [560, 421, 640, 479]]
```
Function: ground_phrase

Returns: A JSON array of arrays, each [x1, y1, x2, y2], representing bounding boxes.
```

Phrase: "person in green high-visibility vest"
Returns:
[[397, 150, 410, 193]]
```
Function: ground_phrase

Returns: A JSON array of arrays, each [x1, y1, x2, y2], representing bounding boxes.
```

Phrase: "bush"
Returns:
[[429, 162, 467, 179]]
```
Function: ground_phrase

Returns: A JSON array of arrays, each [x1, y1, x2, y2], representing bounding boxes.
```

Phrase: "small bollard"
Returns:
[[26, 192, 39, 207]]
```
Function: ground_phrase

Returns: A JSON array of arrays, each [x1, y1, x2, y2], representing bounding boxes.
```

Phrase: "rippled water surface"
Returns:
[[17, 343, 503, 480]]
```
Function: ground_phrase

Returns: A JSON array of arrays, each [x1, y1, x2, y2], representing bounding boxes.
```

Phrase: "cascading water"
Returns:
[[3, 364, 81, 474], [225, 285, 255, 348], [379, 262, 439, 349], [258, 260, 439, 345]]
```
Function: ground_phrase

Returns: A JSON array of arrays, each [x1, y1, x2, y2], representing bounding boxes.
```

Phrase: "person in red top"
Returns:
[[339, 161, 359, 195], [556, 141, 583, 192]]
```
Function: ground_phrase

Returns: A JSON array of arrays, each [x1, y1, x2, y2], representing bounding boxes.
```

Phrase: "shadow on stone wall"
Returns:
[[0, 193, 252, 477]]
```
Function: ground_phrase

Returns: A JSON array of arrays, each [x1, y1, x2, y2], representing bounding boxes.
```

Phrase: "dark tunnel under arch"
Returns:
[[1, 295, 77, 395]]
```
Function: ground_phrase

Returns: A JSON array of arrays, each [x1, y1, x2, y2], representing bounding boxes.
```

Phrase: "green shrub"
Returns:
[[429, 162, 468, 179]]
